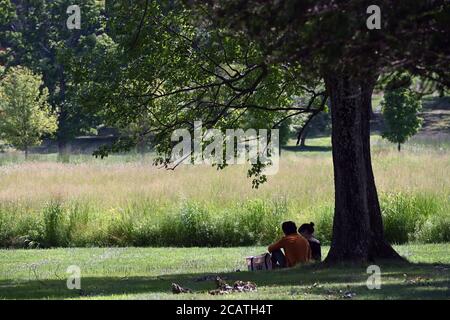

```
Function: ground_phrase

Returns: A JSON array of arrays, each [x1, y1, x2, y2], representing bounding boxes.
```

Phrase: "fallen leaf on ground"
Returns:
[[171, 283, 192, 294], [208, 277, 257, 295]]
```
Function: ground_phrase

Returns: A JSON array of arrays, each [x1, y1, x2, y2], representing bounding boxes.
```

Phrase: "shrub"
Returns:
[[41, 200, 67, 247], [65, 202, 94, 246], [157, 202, 215, 246], [0, 193, 447, 248], [234, 199, 284, 245], [0, 206, 14, 246], [312, 206, 334, 245], [104, 208, 136, 246], [413, 212, 450, 243], [381, 193, 439, 244]]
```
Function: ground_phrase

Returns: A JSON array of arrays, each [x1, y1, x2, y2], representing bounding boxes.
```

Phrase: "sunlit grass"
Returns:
[[0, 244, 448, 300], [0, 136, 448, 209]]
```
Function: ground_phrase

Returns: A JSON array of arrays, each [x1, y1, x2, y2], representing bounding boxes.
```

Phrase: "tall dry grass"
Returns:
[[0, 150, 447, 209], [0, 139, 448, 247]]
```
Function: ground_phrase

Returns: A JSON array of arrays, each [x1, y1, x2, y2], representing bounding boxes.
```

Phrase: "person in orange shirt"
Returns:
[[268, 221, 311, 268]]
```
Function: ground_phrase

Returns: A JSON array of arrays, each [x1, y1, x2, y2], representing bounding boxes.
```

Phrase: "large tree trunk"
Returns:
[[361, 77, 403, 262], [324, 72, 404, 264]]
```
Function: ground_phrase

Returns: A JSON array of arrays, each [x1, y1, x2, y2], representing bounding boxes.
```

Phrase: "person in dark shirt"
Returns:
[[298, 222, 321, 261]]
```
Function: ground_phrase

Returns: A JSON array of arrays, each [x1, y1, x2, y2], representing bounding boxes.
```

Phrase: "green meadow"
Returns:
[[0, 136, 448, 248], [0, 244, 448, 300]]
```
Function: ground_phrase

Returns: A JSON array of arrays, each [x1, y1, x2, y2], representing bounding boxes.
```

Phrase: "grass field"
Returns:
[[0, 244, 449, 300], [0, 135, 448, 247], [0, 135, 448, 299], [1, 136, 447, 209]]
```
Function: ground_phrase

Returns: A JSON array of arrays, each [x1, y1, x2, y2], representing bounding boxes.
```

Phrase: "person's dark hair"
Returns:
[[281, 221, 297, 235], [298, 222, 315, 234]]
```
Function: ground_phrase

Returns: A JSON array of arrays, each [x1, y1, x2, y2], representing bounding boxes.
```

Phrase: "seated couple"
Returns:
[[268, 221, 321, 268]]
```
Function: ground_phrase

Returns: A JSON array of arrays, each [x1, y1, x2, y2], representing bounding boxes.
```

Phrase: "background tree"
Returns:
[[1, 0, 104, 155], [296, 108, 331, 147], [0, 0, 15, 74], [0, 66, 57, 158], [382, 88, 422, 151]]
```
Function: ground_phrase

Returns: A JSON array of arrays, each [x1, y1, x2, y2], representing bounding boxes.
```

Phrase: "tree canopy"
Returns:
[[382, 87, 423, 151], [0, 66, 57, 157], [1, 0, 448, 263], [75, 1, 326, 182], [77, 0, 449, 263], [1, 0, 104, 152]]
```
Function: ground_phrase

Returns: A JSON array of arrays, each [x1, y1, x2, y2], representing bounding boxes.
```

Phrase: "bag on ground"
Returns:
[[246, 253, 272, 271]]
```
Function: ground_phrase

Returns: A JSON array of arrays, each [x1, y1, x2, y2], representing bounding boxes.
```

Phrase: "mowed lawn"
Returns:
[[0, 244, 449, 300]]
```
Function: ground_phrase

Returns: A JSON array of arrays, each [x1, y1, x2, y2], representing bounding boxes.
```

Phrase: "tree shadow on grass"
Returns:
[[0, 262, 448, 300]]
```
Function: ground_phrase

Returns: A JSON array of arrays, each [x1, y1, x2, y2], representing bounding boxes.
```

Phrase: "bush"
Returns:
[[413, 212, 450, 243], [159, 202, 215, 246], [155, 199, 285, 247], [41, 200, 67, 247], [306, 193, 448, 246], [65, 202, 95, 246], [312, 206, 334, 245], [0, 202, 42, 248], [104, 209, 136, 246], [381, 193, 441, 244], [232, 199, 284, 245], [0, 193, 447, 248], [0, 206, 14, 246]]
